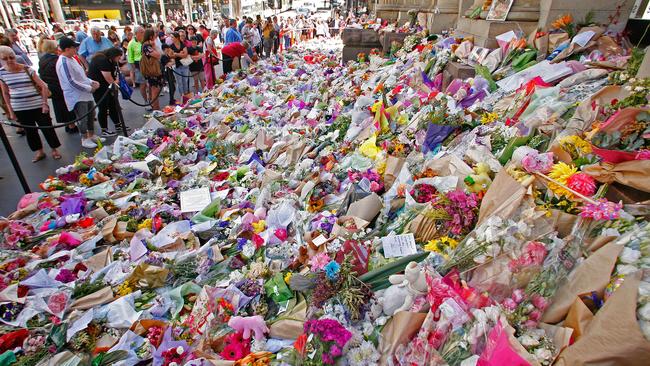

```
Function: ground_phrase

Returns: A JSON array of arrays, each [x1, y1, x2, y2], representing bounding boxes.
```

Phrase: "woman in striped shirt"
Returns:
[[0, 46, 61, 162]]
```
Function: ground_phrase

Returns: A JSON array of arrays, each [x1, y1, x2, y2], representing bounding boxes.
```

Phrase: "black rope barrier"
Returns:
[[1, 87, 113, 130]]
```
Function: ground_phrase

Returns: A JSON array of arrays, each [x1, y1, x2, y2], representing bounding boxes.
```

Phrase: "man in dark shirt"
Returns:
[[88, 47, 123, 136]]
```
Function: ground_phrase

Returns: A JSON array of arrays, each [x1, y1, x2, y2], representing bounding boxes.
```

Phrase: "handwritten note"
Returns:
[[381, 234, 417, 258], [180, 187, 212, 213]]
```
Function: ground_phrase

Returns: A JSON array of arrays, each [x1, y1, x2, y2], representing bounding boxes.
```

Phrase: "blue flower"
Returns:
[[324, 261, 340, 280]]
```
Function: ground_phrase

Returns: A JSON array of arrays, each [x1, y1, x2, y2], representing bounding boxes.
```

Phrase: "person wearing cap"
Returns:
[[220, 41, 253, 75], [55, 37, 103, 149]]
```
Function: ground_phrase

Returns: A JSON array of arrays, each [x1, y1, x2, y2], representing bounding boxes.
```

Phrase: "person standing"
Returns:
[[75, 25, 89, 43], [128, 26, 150, 109], [170, 32, 191, 102], [88, 47, 124, 136], [220, 41, 252, 74], [161, 44, 176, 105], [140, 29, 164, 111], [78, 27, 113, 68], [38, 40, 77, 134], [203, 29, 220, 89], [251, 23, 262, 57], [224, 19, 242, 45], [0, 46, 61, 162], [262, 19, 274, 58], [189, 35, 205, 94], [56, 37, 102, 149], [5, 29, 32, 66], [272, 16, 280, 55]]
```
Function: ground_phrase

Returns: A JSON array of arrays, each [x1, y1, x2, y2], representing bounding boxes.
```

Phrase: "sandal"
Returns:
[[52, 151, 62, 160], [32, 153, 46, 163]]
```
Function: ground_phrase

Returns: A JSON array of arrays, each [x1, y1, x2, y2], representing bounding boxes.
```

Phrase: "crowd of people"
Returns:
[[0, 9, 362, 163]]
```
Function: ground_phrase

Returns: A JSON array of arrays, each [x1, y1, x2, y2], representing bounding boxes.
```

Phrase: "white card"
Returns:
[[381, 234, 417, 258], [180, 187, 212, 213], [312, 235, 328, 247]]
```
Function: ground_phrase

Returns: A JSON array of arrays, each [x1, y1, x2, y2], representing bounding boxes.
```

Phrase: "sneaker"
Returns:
[[101, 129, 117, 137], [81, 138, 98, 149]]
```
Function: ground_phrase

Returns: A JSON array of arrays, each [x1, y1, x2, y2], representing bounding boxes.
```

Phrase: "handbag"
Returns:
[[24, 66, 51, 97], [180, 55, 193, 66], [118, 72, 133, 100], [140, 54, 162, 77]]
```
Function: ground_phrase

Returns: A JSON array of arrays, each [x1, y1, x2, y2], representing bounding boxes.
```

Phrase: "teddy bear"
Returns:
[[228, 315, 269, 341], [464, 162, 493, 193], [379, 262, 428, 316]]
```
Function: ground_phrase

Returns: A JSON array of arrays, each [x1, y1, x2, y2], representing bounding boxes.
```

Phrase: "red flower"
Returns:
[[77, 217, 94, 228], [294, 333, 307, 355]]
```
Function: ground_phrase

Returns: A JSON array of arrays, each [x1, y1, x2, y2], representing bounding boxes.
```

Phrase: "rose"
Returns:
[[531, 295, 549, 311]]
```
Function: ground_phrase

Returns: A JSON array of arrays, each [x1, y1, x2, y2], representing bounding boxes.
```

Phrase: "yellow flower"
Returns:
[[559, 135, 592, 155], [284, 272, 293, 284], [252, 220, 266, 234], [548, 162, 577, 197], [116, 280, 134, 297], [138, 219, 152, 231], [480, 112, 499, 125], [424, 236, 459, 255]]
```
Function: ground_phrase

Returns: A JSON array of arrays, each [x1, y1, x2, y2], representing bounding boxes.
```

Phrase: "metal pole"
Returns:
[[208, 0, 214, 28], [0, 0, 11, 29], [113, 85, 128, 137], [130, 0, 138, 25], [37, 0, 50, 28], [0, 124, 31, 194], [159, 0, 167, 26]]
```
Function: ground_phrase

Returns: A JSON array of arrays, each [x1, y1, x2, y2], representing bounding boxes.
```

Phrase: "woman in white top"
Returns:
[[0, 46, 61, 162]]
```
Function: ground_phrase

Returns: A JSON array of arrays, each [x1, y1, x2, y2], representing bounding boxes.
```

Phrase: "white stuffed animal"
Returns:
[[380, 262, 428, 316]]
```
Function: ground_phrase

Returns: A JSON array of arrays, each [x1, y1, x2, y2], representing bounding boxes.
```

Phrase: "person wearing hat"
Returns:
[[55, 37, 103, 149]]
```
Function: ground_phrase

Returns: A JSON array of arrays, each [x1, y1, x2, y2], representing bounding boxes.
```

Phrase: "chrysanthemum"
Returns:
[[548, 162, 577, 196]]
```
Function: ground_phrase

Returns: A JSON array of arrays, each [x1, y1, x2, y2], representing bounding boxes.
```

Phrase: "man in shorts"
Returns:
[[127, 26, 151, 110]]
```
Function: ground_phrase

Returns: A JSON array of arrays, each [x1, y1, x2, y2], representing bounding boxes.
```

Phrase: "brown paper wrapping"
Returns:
[[408, 213, 441, 243], [477, 169, 526, 226], [555, 271, 650, 366], [269, 300, 307, 339], [129, 264, 170, 289], [548, 32, 569, 52], [384, 156, 405, 190], [585, 235, 617, 253], [69, 287, 115, 311], [583, 160, 650, 193], [331, 216, 370, 238], [102, 216, 117, 243], [378, 311, 427, 366], [347, 193, 383, 222], [552, 27, 604, 63], [538, 323, 573, 359], [114, 221, 135, 241], [7, 203, 38, 220], [130, 319, 168, 336], [541, 242, 623, 324], [549, 209, 578, 238], [563, 298, 594, 340], [88, 207, 109, 221], [85, 248, 113, 274]]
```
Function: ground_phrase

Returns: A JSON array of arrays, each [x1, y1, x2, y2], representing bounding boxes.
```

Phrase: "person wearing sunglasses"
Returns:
[[0, 46, 61, 162]]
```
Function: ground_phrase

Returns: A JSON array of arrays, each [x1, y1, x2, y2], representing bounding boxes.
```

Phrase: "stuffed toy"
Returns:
[[464, 162, 493, 193], [228, 315, 269, 340]]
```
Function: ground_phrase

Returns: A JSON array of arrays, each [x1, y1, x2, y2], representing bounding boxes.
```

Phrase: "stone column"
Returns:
[[48, 0, 64, 24]]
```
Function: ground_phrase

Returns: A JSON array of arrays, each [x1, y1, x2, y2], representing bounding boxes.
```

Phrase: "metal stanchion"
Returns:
[[0, 123, 30, 193], [113, 84, 129, 137]]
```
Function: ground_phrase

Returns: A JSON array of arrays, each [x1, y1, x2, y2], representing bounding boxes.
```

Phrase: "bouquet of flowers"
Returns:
[[293, 319, 352, 365]]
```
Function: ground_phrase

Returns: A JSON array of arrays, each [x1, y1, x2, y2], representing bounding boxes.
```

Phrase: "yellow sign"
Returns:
[[86, 10, 122, 20]]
